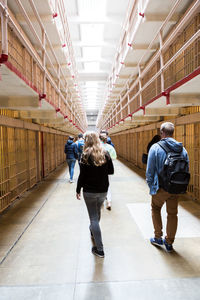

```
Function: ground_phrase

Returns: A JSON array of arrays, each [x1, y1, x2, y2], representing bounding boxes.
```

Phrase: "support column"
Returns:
[[42, 29, 46, 98], [127, 83, 130, 115], [120, 95, 123, 120], [159, 30, 165, 92], [138, 65, 143, 108], [0, 0, 8, 63]]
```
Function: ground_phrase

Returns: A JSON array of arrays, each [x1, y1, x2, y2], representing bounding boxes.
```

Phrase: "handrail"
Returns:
[[140, 0, 200, 78], [2, 5, 82, 130], [104, 29, 200, 129], [98, 0, 200, 130], [0, 0, 8, 61], [12, 0, 85, 130]]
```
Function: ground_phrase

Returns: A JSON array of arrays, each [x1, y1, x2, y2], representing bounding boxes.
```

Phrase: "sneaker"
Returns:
[[150, 237, 164, 247], [164, 239, 174, 252], [92, 246, 104, 258], [69, 179, 74, 183]]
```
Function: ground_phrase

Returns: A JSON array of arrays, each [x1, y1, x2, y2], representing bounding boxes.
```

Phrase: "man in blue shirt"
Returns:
[[146, 122, 189, 252], [76, 133, 84, 165]]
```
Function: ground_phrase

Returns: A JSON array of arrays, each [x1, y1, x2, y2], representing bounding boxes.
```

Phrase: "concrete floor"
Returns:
[[0, 160, 200, 300]]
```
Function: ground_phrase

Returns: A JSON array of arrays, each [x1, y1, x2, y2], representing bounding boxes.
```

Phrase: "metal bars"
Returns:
[[99, 2, 200, 131], [0, 124, 67, 213]]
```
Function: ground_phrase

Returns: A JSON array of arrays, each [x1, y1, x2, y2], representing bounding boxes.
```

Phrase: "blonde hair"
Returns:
[[82, 131, 106, 166]]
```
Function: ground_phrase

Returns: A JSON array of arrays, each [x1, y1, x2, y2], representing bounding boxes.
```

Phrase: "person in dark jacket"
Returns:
[[142, 134, 161, 164], [76, 131, 114, 258], [147, 134, 161, 153], [64, 136, 78, 183]]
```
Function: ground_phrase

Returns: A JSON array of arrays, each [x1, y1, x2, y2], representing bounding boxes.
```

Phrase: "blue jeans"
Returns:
[[67, 159, 76, 180], [83, 192, 107, 251]]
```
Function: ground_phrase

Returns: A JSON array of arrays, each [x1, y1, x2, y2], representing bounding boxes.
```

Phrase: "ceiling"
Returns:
[[64, 0, 129, 125]]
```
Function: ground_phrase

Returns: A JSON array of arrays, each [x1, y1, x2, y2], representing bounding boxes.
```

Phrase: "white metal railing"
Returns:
[[1, 0, 86, 131], [98, 0, 200, 130], [0, 0, 8, 62]]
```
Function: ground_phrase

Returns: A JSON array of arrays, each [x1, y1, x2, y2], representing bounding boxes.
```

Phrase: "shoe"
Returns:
[[164, 239, 174, 252], [106, 205, 111, 211], [69, 179, 74, 183], [92, 246, 104, 258], [150, 237, 163, 247]]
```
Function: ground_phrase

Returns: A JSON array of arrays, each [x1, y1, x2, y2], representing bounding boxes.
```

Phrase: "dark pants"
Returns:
[[83, 192, 107, 251]]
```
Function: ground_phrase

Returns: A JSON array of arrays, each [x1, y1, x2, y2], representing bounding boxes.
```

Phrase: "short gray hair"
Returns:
[[160, 122, 174, 137]]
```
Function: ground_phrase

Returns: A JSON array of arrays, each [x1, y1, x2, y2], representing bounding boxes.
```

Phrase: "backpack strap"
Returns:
[[157, 140, 171, 154]]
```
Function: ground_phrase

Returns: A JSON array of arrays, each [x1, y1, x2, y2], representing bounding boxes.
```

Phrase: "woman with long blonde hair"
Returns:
[[76, 131, 114, 258]]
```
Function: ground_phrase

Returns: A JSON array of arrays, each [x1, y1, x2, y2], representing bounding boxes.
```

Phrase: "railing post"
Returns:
[[42, 29, 46, 99], [0, 0, 8, 63], [138, 65, 143, 108], [120, 95, 123, 120], [127, 83, 130, 115], [159, 30, 165, 92], [58, 65, 61, 108]]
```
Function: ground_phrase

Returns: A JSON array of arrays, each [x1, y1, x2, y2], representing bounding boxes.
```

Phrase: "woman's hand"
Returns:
[[76, 193, 81, 200]]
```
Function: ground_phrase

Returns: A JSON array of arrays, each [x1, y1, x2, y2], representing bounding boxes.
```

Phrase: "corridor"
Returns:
[[0, 160, 200, 300]]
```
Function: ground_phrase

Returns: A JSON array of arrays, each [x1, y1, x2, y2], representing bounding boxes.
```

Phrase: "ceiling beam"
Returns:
[[79, 73, 108, 81], [72, 41, 117, 48], [77, 58, 113, 64], [68, 15, 122, 25]]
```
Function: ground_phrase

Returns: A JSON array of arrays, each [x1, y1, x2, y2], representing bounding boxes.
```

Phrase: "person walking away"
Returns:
[[64, 136, 78, 183], [146, 122, 190, 252], [76, 133, 84, 165], [99, 133, 117, 211], [100, 130, 115, 148], [147, 134, 161, 153], [142, 135, 161, 164], [76, 132, 114, 258]]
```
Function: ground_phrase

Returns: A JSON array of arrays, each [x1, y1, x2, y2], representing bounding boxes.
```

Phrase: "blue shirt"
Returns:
[[146, 138, 189, 195]]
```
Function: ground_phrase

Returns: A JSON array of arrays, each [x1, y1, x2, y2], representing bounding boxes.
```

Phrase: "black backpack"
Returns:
[[158, 140, 190, 194]]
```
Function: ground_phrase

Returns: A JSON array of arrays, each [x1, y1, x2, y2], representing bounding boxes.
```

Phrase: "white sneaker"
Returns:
[[106, 204, 111, 211], [69, 179, 74, 183]]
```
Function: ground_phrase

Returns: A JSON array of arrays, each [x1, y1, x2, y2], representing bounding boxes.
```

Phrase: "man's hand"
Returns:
[[76, 193, 81, 200]]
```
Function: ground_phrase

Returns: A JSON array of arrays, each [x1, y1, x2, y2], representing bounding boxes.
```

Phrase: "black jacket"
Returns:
[[64, 140, 78, 160], [76, 153, 114, 194]]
